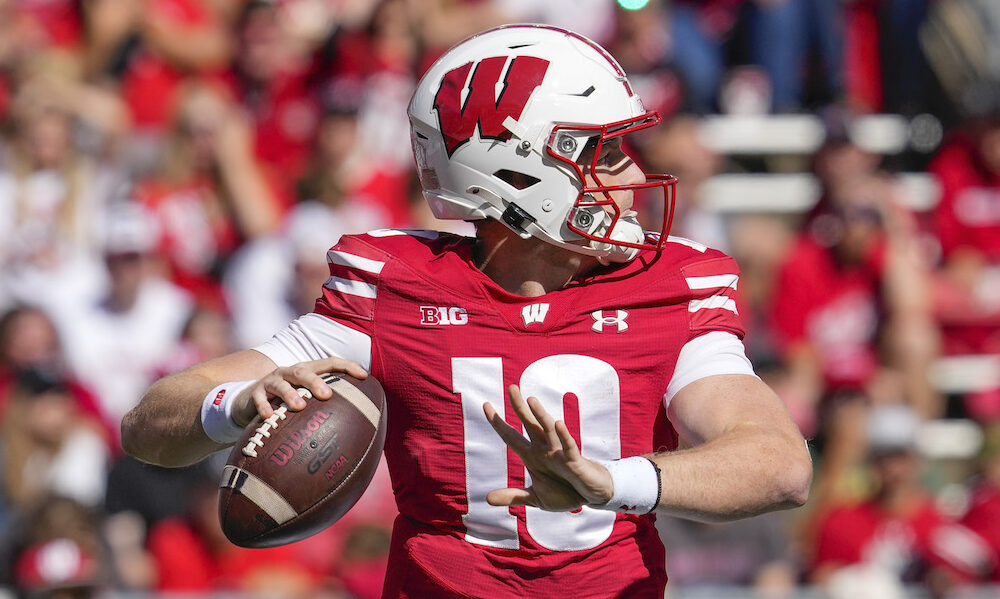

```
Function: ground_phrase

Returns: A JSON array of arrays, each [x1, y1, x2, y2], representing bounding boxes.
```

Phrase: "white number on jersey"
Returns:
[[453, 355, 621, 552]]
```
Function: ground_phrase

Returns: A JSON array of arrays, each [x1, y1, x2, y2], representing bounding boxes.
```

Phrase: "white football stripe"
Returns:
[[685, 274, 738, 290], [688, 296, 738, 313], [330, 378, 381, 429], [324, 276, 377, 299], [221, 465, 298, 524], [327, 250, 385, 274]]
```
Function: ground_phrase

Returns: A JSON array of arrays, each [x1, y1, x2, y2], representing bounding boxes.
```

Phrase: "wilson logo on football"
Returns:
[[420, 306, 469, 325]]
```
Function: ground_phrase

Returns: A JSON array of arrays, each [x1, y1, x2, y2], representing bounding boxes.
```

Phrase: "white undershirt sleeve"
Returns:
[[253, 313, 372, 371], [663, 331, 757, 409]]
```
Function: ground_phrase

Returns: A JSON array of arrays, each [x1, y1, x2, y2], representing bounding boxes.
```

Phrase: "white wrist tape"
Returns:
[[593, 456, 661, 514], [201, 380, 256, 444]]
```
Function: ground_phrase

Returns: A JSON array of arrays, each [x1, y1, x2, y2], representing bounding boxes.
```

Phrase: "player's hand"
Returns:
[[232, 358, 369, 427], [484, 385, 614, 511]]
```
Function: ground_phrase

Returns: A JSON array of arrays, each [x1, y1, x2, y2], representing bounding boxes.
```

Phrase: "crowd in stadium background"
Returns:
[[1, 0, 999, 597]]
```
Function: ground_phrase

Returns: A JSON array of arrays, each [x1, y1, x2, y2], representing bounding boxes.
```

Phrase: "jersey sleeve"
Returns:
[[663, 331, 757, 407], [680, 254, 745, 339], [313, 234, 391, 337], [253, 234, 388, 369]]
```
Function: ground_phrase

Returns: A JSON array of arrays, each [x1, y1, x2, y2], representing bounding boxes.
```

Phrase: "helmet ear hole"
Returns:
[[493, 169, 541, 190]]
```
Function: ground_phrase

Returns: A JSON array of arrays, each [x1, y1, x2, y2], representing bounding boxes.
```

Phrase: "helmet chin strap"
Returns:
[[592, 216, 642, 265]]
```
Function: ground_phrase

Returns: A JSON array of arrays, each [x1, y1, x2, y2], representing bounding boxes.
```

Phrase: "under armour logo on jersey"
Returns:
[[592, 310, 629, 333], [420, 306, 469, 325], [521, 303, 550, 326]]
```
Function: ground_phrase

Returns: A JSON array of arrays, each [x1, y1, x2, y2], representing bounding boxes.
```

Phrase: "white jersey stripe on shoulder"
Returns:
[[327, 250, 385, 274], [685, 274, 738, 290], [666, 235, 707, 252], [324, 276, 377, 299], [368, 228, 439, 239], [688, 295, 738, 313]]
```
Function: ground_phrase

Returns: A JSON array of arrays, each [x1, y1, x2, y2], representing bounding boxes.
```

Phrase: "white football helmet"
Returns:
[[407, 24, 676, 263]]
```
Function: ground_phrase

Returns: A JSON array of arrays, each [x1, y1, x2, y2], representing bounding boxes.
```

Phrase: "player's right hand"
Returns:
[[233, 357, 369, 426]]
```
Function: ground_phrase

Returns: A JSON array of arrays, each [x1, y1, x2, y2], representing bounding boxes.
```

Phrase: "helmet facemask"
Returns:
[[547, 113, 677, 263]]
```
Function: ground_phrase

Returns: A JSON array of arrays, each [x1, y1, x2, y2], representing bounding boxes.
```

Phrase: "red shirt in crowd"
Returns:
[[961, 482, 1000, 581], [771, 234, 884, 391], [120, 0, 228, 130], [811, 498, 955, 582], [928, 134, 1000, 261]]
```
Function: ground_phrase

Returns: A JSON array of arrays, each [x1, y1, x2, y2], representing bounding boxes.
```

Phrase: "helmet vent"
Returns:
[[507, 43, 536, 49], [493, 169, 540, 190]]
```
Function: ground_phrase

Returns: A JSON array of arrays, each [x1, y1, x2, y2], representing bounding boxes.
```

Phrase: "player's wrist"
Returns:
[[201, 380, 256, 444], [591, 456, 661, 515]]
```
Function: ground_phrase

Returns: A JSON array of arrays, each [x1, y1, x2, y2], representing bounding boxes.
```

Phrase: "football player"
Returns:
[[123, 24, 811, 598]]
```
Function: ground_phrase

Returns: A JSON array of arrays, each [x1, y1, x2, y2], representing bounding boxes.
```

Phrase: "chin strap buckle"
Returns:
[[501, 202, 535, 235]]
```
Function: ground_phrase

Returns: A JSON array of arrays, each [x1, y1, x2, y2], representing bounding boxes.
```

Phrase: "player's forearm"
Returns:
[[648, 424, 811, 522], [121, 372, 231, 468], [122, 349, 277, 467]]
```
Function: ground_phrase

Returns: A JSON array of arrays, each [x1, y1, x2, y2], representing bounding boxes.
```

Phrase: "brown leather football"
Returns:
[[218, 373, 387, 548]]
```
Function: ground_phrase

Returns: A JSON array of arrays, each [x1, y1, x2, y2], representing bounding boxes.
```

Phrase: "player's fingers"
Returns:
[[486, 488, 536, 507], [484, 402, 531, 455], [526, 396, 564, 451], [304, 357, 369, 380], [277, 364, 336, 401], [237, 384, 272, 427], [265, 377, 309, 411], [508, 386, 546, 444], [554, 419, 582, 461]]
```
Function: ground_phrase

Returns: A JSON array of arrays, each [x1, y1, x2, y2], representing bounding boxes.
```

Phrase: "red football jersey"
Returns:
[[301, 229, 744, 598]]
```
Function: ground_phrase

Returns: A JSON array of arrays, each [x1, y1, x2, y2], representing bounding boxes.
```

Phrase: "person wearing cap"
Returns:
[[48, 202, 193, 428], [808, 404, 982, 588]]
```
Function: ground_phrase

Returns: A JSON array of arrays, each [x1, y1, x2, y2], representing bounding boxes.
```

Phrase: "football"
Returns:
[[218, 372, 387, 548]]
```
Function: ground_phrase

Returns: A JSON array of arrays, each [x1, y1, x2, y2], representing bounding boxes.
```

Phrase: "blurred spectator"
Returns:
[[609, 1, 687, 120], [145, 471, 329, 596], [0, 56, 128, 309], [961, 423, 1000, 582], [926, 112, 1000, 357], [745, 0, 844, 112], [770, 165, 940, 431], [808, 404, 986, 589], [14, 537, 102, 599], [119, 0, 237, 132], [49, 202, 192, 429], [154, 305, 234, 377], [224, 85, 399, 348], [658, 510, 797, 593], [666, 0, 743, 114], [322, 2, 421, 225], [0, 369, 109, 513], [4, 496, 108, 598], [227, 0, 323, 186], [133, 80, 284, 306], [0, 306, 113, 445]]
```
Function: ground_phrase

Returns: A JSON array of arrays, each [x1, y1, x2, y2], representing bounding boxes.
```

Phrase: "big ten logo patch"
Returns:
[[420, 306, 469, 325]]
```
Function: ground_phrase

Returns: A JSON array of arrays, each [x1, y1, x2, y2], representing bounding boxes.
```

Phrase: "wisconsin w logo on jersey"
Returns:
[[433, 56, 550, 156], [521, 303, 550, 326]]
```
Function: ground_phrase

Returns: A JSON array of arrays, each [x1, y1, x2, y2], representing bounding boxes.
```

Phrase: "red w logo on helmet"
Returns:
[[433, 56, 549, 156]]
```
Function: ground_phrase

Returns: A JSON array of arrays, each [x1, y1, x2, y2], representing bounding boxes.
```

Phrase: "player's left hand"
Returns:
[[484, 385, 614, 511]]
